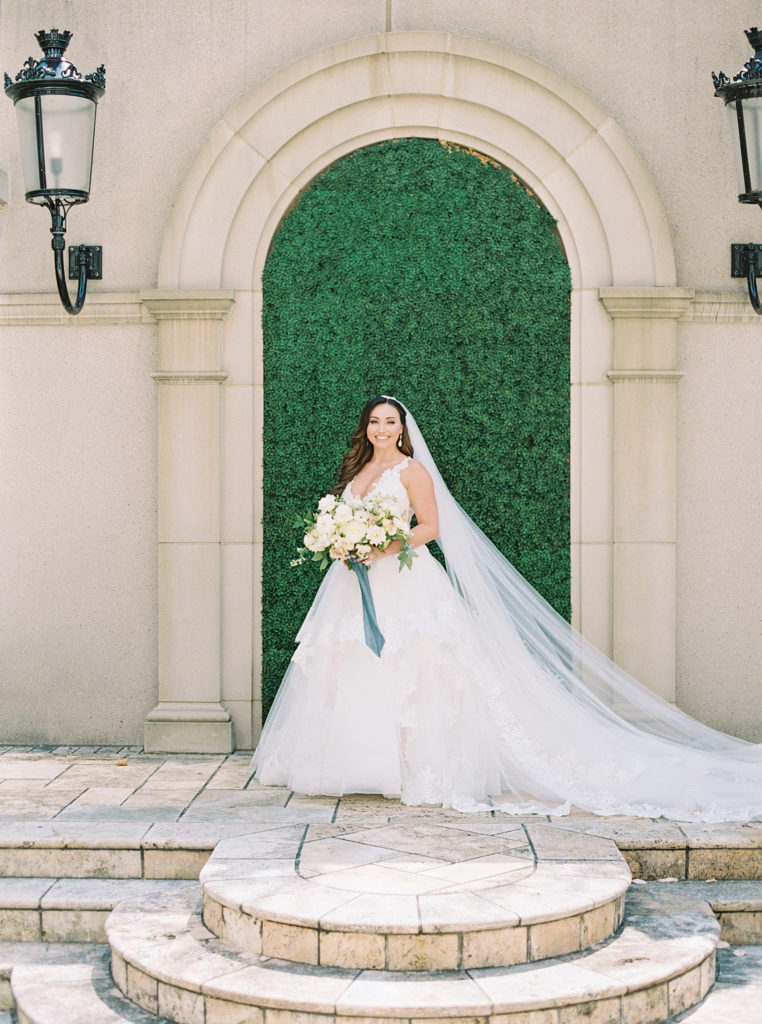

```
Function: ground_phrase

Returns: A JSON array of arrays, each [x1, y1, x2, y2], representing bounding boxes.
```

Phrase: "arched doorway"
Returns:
[[261, 137, 571, 717], [144, 33, 687, 752]]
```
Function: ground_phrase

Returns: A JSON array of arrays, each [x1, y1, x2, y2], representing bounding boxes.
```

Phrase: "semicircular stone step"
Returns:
[[10, 947, 172, 1024], [105, 883, 719, 1024], [198, 821, 632, 969]]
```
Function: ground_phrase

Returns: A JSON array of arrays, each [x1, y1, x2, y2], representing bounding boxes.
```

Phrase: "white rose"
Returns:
[[333, 503, 353, 524], [318, 494, 337, 513]]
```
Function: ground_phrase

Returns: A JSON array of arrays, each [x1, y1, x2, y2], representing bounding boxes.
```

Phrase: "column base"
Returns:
[[143, 702, 234, 753]]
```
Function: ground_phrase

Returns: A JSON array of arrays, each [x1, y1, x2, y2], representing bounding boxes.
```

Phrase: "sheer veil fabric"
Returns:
[[400, 406, 762, 821], [253, 404, 762, 822]]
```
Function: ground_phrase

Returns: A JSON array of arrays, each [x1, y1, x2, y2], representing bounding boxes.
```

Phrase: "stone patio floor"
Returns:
[[2, 745, 762, 842]]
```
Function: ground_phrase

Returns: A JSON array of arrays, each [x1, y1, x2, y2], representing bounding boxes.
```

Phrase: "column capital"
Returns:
[[141, 289, 235, 322], [599, 287, 694, 320]]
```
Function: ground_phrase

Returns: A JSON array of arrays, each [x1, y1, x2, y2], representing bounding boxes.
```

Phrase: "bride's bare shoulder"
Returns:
[[400, 458, 432, 483]]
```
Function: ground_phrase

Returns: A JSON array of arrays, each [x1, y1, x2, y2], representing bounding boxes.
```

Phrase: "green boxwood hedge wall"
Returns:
[[261, 138, 571, 719]]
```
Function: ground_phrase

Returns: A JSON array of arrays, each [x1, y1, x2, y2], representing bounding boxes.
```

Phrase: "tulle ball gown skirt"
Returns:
[[252, 546, 507, 810]]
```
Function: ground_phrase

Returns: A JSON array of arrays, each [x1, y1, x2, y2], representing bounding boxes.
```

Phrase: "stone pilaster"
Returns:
[[600, 287, 693, 701], [142, 290, 236, 753]]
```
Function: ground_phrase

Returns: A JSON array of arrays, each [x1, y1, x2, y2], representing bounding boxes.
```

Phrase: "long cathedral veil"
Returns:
[[402, 404, 760, 764]]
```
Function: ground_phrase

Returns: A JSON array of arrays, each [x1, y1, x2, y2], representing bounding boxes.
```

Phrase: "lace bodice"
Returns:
[[344, 457, 412, 521]]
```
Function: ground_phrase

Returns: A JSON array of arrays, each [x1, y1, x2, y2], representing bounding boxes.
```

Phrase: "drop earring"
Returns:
[[397, 434, 403, 448]]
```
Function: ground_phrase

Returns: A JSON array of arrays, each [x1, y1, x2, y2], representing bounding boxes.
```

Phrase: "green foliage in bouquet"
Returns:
[[262, 138, 571, 718]]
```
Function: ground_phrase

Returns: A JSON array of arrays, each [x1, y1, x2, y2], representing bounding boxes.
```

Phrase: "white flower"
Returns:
[[366, 524, 387, 546], [317, 493, 338, 513], [342, 519, 366, 546], [333, 503, 353, 524], [304, 531, 324, 552]]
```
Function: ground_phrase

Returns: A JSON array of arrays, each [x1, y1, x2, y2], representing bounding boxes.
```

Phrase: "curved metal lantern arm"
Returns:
[[48, 201, 101, 316]]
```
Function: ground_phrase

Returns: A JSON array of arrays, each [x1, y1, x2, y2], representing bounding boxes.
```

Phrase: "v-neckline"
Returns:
[[350, 458, 408, 499]]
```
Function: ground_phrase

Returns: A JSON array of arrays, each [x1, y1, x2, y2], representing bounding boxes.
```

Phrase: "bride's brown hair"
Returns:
[[335, 396, 415, 494]]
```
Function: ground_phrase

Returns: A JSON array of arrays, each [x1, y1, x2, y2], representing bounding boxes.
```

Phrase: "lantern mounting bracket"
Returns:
[[730, 243, 762, 314]]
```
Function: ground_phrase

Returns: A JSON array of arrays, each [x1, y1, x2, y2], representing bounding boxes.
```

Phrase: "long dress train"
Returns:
[[253, 456, 762, 822]]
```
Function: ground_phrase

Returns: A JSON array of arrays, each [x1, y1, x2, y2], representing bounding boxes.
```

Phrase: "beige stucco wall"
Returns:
[[677, 317, 762, 740], [1, 0, 761, 744], [0, 317, 157, 743]]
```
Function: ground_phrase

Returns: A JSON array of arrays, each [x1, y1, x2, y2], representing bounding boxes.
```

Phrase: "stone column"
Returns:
[[142, 290, 236, 753], [599, 287, 693, 702]]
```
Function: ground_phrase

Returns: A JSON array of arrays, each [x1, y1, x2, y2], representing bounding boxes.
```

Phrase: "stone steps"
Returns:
[[200, 821, 631, 970], [1, 818, 762, 1023], [104, 882, 719, 1024], [0, 879, 193, 944]]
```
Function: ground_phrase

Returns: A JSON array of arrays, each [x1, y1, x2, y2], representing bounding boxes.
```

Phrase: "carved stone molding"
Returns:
[[683, 291, 762, 324], [599, 287, 694, 320], [0, 291, 151, 326], [151, 372, 229, 385], [141, 289, 235, 322], [606, 370, 684, 382]]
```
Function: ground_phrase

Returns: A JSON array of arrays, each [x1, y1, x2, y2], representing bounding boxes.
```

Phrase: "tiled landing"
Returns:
[[201, 822, 631, 969]]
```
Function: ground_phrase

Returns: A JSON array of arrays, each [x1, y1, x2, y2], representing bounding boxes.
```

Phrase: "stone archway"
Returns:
[[143, 32, 689, 752]]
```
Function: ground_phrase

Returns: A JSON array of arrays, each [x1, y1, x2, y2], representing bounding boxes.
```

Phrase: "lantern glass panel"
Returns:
[[15, 92, 97, 202], [15, 96, 42, 195], [727, 96, 762, 197]]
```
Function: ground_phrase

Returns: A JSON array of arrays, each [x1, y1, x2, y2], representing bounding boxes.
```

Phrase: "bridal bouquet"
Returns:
[[292, 492, 416, 572]]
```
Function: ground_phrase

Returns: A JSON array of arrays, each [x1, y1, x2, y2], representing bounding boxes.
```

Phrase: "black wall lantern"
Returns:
[[4, 30, 105, 315], [713, 27, 762, 314]]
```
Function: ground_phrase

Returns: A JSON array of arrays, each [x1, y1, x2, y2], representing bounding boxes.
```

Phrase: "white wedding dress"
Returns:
[[253, 438, 762, 822]]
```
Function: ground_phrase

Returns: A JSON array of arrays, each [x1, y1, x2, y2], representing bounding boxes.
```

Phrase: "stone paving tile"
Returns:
[[0, 821, 151, 846], [0, 778, 53, 790], [0, 792, 85, 820], [0, 762, 68, 781], [45, 764, 157, 789], [300, 836, 403, 875], [61, 787, 134, 807], [212, 825, 304, 861], [0, 878, 56, 907], [546, 817, 689, 848], [143, 823, 285, 850], [122, 789, 203, 806], [186, 788, 290, 810], [54, 805, 184, 823]]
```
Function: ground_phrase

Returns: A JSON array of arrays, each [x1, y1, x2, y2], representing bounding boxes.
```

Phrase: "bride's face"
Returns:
[[367, 403, 402, 453]]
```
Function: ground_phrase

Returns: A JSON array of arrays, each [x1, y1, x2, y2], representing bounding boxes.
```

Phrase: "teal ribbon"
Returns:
[[349, 559, 385, 657]]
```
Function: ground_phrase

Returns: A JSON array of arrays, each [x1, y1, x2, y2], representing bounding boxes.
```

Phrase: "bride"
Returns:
[[253, 396, 762, 821]]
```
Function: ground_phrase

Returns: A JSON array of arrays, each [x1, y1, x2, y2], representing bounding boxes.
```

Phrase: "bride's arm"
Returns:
[[402, 461, 439, 547]]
